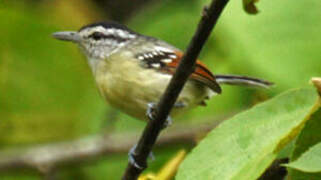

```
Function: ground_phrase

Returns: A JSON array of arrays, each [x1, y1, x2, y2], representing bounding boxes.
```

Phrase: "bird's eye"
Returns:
[[89, 32, 105, 40]]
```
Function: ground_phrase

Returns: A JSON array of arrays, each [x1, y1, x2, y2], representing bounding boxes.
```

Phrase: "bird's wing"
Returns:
[[135, 47, 221, 94]]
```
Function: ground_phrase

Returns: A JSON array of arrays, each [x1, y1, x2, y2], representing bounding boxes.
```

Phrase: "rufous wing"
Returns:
[[136, 48, 222, 94], [164, 51, 222, 94]]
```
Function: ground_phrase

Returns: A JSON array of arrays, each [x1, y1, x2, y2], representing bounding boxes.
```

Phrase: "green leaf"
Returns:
[[287, 104, 321, 179], [286, 142, 321, 173], [176, 88, 318, 180], [243, 0, 259, 14]]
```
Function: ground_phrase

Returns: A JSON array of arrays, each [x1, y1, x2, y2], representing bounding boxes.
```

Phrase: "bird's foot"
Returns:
[[146, 103, 173, 129], [128, 144, 154, 169]]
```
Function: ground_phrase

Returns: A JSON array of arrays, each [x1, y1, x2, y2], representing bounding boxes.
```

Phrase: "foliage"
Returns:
[[138, 150, 186, 180], [0, 0, 320, 179], [286, 142, 321, 173], [286, 104, 321, 179], [176, 88, 319, 179]]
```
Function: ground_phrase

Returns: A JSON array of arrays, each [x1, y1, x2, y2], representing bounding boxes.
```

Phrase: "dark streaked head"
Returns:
[[53, 21, 137, 59]]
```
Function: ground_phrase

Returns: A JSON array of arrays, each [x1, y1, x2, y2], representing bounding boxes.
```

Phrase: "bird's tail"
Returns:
[[215, 74, 273, 88]]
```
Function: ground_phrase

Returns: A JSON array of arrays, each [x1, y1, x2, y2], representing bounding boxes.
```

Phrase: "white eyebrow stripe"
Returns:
[[82, 26, 137, 40], [82, 26, 106, 35]]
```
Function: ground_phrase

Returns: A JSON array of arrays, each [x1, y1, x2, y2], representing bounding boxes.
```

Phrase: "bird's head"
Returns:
[[53, 22, 137, 59]]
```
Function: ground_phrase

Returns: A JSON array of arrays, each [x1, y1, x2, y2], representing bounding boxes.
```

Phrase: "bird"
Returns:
[[52, 21, 272, 168]]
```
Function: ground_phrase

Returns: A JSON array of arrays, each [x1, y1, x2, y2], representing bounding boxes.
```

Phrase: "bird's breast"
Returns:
[[93, 56, 212, 121]]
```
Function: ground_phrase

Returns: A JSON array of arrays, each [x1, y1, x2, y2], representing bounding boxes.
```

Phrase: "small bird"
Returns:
[[53, 21, 272, 167]]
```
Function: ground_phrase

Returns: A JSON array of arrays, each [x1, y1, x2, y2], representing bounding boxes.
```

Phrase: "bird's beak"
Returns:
[[52, 31, 81, 43]]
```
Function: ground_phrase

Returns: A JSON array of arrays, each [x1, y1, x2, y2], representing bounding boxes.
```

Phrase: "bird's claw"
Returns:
[[146, 103, 157, 121], [128, 144, 154, 169], [128, 144, 143, 169], [146, 103, 173, 129]]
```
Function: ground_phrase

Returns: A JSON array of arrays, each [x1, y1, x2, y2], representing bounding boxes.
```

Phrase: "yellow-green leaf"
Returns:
[[176, 88, 318, 180], [286, 142, 321, 173], [287, 93, 321, 179]]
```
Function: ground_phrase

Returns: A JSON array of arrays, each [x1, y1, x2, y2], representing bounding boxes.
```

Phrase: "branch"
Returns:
[[122, 0, 229, 179], [0, 123, 220, 174]]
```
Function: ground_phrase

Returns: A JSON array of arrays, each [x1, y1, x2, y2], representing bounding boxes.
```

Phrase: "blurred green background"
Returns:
[[0, 0, 320, 179]]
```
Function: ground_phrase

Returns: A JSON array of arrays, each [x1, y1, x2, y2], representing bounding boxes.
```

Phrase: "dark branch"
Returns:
[[122, 0, 229, 179]]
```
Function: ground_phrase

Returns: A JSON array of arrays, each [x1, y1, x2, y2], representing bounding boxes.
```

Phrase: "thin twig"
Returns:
[[0, 123, 220, 173], [122, 0, 229, 179]]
